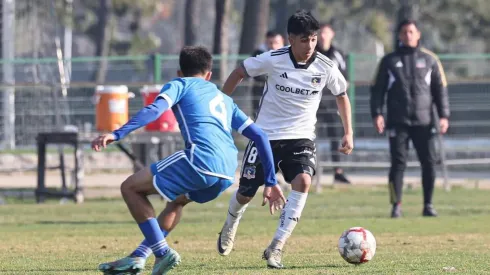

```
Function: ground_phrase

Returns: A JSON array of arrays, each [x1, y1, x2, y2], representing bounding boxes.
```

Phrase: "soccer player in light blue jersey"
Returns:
[[92, 46, 285, 275]]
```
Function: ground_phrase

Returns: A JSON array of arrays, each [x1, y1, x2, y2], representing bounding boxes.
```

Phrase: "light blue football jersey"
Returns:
[[157, 77, 252, 180]]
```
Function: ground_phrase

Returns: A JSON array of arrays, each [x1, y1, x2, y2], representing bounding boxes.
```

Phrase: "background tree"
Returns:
[[184, 0, 200, 46], [75, 0, 161, 82], [213, 0, 231, 82], [238, 0, 270, 55]]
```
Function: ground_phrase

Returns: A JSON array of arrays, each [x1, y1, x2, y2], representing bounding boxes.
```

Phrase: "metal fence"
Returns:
[[315, 53, 490, 181], [0, 53, 489, 172]]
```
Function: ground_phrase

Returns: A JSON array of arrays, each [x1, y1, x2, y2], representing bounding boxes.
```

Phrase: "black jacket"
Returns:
[[315, 45, 348, 78], [370, 45, 450, 127]]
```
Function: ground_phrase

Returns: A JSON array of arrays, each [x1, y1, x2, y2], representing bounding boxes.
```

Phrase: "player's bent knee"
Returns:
[[236, 192, 253, 204], [173, 195, 193, 206], [120, 175, 138, 193], [291, 173, 312, 192], [120, 167, 156, 196], [295, 173, 312, 184], [120, 179, 133, 198], [237, 183, 259, 201]]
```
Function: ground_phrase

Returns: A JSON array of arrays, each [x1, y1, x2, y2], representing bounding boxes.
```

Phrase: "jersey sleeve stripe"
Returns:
[[240, 61, 251, 77], [272, 48, 288, 52], [271, 48, 289, 54], [318, 58, 333, 66], [333, 51, 346, 70], [421, 47, 448, 87], [156, 93, 174, 107], [271, 51, 289, 56], [316, 53, 334, 65], [271, 47, 289, 56], [237, 118, 254, 134], [316, 55, 334, 67]]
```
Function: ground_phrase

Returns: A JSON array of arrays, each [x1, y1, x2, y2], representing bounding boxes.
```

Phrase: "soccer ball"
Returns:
[[338, 227, 376, 264]]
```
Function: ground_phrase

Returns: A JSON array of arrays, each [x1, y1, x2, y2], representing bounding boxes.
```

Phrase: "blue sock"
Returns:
[[131, 242, 153, 258], [138, 219, 168, 257], [131, 230, 169, 258]]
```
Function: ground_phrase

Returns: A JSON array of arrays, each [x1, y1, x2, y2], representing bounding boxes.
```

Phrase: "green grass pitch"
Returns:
[[1, 186, 489, 274]]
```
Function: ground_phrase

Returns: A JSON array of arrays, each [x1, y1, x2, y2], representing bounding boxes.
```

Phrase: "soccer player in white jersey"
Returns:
[[217, 10, 354, 268]]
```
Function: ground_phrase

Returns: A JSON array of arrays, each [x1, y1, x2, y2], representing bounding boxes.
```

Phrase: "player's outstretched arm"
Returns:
[[91, 97, 169, 151], [241, 123, 286, 214], [336, 94, 354, 155], [222, 66, 247, 96]]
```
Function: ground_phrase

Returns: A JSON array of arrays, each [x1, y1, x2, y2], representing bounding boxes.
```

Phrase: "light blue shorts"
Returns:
[[150, 151, 234, 203]]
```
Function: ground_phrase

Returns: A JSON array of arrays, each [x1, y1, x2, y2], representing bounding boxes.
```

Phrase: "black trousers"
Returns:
[[388, 125, 437, 205]]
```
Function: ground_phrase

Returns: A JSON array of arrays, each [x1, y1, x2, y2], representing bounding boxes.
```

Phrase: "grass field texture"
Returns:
[[1, 186, 489, 274]]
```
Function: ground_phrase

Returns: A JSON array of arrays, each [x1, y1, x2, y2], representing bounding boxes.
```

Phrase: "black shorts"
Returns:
[[238, 139, 317, 197]]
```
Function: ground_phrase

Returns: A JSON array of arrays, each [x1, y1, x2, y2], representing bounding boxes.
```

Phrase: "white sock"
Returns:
[[226, 190, 248, 225], [272, 190, 308, 250]]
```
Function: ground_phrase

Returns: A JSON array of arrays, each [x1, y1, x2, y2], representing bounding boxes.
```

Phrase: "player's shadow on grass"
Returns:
[[37, 220, 134, 225], [286, 263, 346, 269], [220, 263, 345, 271], [1, 269, 96, 273]]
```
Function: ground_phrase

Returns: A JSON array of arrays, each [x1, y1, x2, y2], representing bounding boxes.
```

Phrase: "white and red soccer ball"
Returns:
[[338, 227, 376, 264]]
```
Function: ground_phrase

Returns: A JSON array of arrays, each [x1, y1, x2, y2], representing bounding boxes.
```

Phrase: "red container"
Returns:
[[140, 85, 179, 132]]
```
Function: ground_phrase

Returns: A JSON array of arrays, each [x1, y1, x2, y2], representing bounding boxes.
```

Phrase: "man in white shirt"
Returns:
[[217, 10, 354, 268]]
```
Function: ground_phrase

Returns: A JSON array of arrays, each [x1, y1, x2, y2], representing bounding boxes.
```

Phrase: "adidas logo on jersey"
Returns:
[[280, 72, 288, 79]]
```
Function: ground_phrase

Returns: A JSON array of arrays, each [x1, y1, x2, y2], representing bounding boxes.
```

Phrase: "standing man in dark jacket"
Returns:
[[316, 23, 351, 184], [370, 19, 450, 218]]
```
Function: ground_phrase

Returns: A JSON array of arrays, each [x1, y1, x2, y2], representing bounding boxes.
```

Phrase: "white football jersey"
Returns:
[[242, 46, 347, 140]]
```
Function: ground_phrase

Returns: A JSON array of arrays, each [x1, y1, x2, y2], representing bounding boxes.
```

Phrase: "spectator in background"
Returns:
[[316, 23, 351, 184], [252, 30, 286, 57], [250, 30, 285, 117], [146, 52, 157, 82], [370, 19, 450, 218]]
